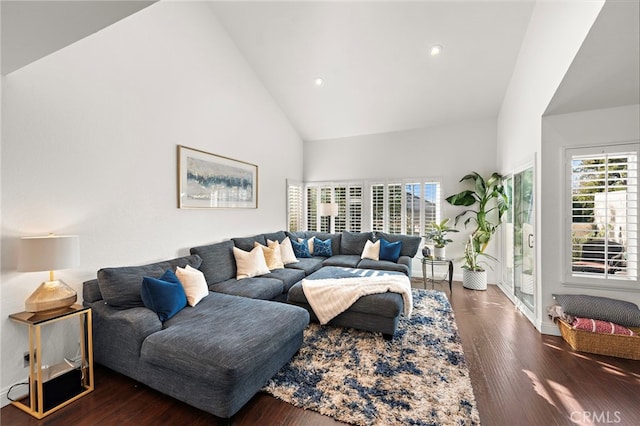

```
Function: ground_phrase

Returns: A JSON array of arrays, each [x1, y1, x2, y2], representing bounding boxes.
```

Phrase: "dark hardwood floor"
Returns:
[[3, 281, 639, 425]]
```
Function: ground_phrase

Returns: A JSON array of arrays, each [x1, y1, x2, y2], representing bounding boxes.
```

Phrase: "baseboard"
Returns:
[[1, 376, 29, 408]]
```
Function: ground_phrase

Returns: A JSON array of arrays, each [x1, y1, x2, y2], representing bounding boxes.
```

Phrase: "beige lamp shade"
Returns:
[[18, 235, 80, 313], [318, 202, 339, 217]]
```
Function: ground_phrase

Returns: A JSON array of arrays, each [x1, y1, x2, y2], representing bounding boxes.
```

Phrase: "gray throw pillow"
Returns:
[[553, 294, 640, 328], [98, 255, 202, 309]]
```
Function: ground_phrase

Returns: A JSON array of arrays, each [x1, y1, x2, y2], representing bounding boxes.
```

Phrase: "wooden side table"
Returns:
[[421, 257, 454, 293], [9, 305, 94, 419]]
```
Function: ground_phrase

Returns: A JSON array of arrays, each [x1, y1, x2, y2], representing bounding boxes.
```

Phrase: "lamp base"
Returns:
[[25, 280, 77, 313]]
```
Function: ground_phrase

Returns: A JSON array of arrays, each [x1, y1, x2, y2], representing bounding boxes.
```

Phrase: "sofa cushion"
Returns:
[[190, 240, 236, 285], [175, 265, 209, 307], [141, 270, 187, 321], [284, 257, 324, 275], [98, 255, 202, 309], [209, 277, 284, 300], [263, 268, 306, 293], [373, 231, 421, 257], [341, 231, 373, 255], [322, 254, 362, 268], [263, 230, 287, 243], [232, 234, 267, 252], [379, 238, 402, 262], [142, 293, 309, 385], [357, 258, 409, 275]]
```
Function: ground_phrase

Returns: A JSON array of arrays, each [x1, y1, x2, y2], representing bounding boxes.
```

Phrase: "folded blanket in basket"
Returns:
[[301, 275, 413, 325]]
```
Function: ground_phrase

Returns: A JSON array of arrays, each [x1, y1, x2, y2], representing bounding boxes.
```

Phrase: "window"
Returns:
[[567, 143, 638, 283], [370, 180, 441, 235], [305, 183, 363, 232], [286, 181, 303, 232]]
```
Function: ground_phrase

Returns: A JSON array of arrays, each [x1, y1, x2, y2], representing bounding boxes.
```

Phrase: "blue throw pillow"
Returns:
[[291, 239, 311, 258], [141, 269, 187, 321], [313, 238, 333, 257], [379, 238, 402, 262]]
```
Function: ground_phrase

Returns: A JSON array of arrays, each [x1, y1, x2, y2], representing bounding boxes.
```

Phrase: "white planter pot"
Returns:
[[463, 268, 487, 290], [433, 246, 446, 259]]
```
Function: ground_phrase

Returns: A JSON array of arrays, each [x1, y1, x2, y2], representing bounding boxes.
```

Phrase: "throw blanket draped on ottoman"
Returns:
[[301, 275, 413, 324]]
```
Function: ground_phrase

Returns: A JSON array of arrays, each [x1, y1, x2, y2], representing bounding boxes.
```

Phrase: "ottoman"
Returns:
[[287, 266, 406, 340]]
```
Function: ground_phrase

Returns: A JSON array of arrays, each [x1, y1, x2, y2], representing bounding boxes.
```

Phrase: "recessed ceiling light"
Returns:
[[314, 77, 324, 86], [430, 45, 443, 56]]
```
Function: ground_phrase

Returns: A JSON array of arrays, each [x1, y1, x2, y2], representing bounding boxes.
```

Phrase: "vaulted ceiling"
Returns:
[[2, 1, 638, 142]]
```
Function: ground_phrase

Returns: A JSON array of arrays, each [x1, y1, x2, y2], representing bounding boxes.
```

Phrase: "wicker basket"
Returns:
[[557, 319, 640, 360]]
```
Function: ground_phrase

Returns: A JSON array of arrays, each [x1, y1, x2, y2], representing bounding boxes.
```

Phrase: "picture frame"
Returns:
[[177, 145, 258, 209]]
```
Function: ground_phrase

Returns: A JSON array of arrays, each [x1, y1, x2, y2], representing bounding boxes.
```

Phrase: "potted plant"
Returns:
[[425, 218, 459, 259], [446, 172, 508, 290]]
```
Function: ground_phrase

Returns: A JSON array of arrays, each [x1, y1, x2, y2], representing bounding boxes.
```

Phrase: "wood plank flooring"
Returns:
[[3, 281, 639, 425]]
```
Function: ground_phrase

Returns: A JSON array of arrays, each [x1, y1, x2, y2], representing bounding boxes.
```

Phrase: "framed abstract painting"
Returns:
[[178, 145, 258, 209]]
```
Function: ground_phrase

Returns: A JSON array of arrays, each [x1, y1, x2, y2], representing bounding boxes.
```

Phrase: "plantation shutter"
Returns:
[[349, 186, 363, 232], [306, 187, 318, 232], [388, 184, 403, 234], [372, 184, 385, 231], [569, 144, 638, 281], [286, 181, 303, 232]]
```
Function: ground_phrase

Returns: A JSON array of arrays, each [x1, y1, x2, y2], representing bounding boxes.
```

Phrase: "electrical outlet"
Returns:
[[23, 351, 30, 368]]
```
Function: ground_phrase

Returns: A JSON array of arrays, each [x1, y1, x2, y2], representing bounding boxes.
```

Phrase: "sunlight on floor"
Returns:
[[522, 369, 593, 425]]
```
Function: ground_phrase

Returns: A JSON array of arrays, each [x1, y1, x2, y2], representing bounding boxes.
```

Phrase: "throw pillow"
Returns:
[[298, 237, 315, 255], [140, 269, 187, 321], [175, 265, 209, 307], [254, 241, 285, 270], [313, 238, 333, 257], [270, 237, 298, 265], [553, 294, 640, 328], [233, 246, 271, 279], [361, 239, 380, 260], [379, 238, 402, 262], [291, 239, 311, 258]]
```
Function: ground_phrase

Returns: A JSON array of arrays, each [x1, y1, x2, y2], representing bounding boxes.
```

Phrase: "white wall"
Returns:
[[496, 0, 604, 331], [541, 104, 640, 334], [304, 118, 498, 282], [0, 1, 302, 405]]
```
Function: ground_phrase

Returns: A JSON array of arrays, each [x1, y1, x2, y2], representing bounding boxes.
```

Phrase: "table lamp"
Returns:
[[18, 234, 80, 313]]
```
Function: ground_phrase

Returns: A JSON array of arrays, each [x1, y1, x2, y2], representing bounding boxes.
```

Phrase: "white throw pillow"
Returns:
[[273, 237, 299, 265], [361, 239, 380, 260], [254, 241, 285, 270], [233, 246, 271, 279], [175, 265, 209, 307]]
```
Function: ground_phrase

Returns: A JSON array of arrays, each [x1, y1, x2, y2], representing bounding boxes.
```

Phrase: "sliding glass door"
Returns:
[[502, 165, 535, 313]]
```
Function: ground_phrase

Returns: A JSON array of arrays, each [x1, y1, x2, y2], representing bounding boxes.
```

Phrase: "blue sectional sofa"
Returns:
[[83, 230, 421, 420]]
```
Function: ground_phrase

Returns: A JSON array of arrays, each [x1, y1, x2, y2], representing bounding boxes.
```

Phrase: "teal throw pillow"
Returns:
[[291, 239, 311, 258], [379, 238, 402, 262], [141, 269, 187, 321], [313, 238, 333, 257]]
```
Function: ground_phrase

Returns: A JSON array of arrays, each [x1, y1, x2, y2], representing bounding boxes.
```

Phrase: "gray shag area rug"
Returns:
[[263, 289, 481, 425]]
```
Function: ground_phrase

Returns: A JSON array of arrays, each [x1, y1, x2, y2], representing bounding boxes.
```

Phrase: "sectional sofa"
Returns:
[[82, 230, 421, 420]]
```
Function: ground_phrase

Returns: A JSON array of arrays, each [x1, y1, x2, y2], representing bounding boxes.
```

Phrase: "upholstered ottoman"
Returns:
[[287, 266, 407, 339]]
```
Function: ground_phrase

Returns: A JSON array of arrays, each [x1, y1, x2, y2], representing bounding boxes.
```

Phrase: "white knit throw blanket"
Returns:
[[301, 275, 413, 325]]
